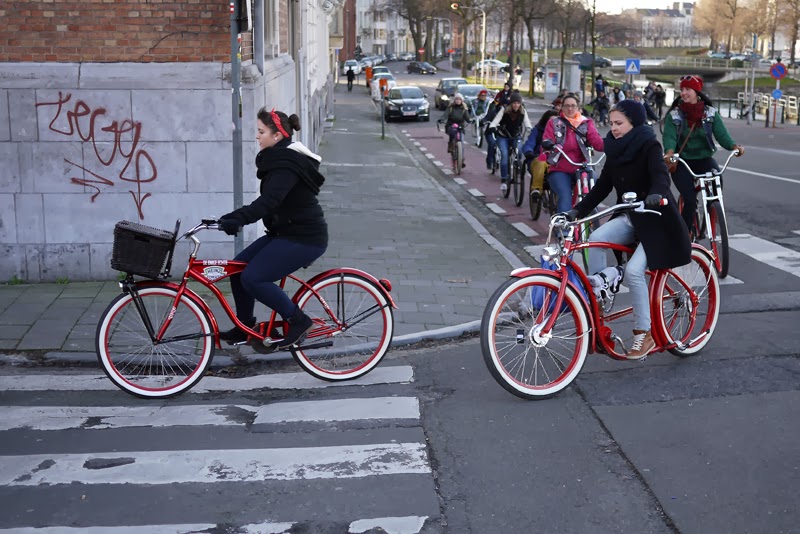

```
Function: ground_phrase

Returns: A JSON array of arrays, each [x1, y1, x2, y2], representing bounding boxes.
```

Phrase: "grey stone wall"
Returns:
[[0, 57, 330, 282]]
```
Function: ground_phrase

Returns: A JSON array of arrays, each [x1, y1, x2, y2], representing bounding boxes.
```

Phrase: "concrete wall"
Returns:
[[0, 58, 330, 282]]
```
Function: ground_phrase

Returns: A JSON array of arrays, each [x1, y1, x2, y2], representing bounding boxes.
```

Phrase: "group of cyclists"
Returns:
[[437, 74, 743, 359]]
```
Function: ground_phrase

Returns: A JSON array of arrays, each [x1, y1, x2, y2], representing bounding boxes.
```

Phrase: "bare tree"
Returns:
[[779, 0, 800, 64], [552, 0, 588, 91]]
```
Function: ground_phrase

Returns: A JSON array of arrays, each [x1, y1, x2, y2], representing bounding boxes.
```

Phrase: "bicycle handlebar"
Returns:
[[549, 199, 664, 233], [543, 142, 606, 168], [669, 149, 739, 179]]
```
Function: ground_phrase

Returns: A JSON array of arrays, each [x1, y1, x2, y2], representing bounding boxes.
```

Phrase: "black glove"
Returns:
[[487, 127, 496, 135], [559, 209, 579, 222], [644, 194, 663, 208], [218, 217, 242, 236], [523, 151, 534, 159]]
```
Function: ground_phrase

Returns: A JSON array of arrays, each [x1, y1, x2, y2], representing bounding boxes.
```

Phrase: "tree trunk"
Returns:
[[560, 31, 568, 92], [461, 22, 469, 78]]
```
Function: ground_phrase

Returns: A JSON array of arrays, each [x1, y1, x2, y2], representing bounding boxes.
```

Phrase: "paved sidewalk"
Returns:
[[0, 83, 525, 364]]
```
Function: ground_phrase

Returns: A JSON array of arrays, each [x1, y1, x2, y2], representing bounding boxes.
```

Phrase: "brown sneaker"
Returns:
[[627, 329, 654, 360]]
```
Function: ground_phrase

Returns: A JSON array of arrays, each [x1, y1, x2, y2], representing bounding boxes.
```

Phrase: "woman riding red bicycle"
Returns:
[[217, 107, 328, 349], [563, 101, 691, 359]]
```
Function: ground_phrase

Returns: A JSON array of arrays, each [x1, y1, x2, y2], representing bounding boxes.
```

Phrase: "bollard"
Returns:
[[781, 105, 785, 124], [728, 99, 732, 118], [381, 96, 385, 140]]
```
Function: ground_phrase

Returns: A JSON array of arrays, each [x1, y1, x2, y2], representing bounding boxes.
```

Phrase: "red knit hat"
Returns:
[[679, 75, 703, 93]]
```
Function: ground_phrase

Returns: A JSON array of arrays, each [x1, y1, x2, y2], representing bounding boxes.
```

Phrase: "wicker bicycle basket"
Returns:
[[111, 221, 176, 279]]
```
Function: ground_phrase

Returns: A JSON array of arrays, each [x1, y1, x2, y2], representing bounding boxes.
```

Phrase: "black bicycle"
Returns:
[[495, 126, 525, 204]]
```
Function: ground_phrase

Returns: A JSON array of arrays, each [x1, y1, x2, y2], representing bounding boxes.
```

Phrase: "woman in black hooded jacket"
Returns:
[[217, 107, 328, 349], [565, 100, 690, 360]]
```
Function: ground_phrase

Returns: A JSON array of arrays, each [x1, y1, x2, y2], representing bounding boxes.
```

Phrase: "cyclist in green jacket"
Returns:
[[662, 75, 744, 233]]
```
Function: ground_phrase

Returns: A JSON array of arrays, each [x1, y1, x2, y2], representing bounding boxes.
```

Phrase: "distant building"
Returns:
[[622, 3, 701, 47]]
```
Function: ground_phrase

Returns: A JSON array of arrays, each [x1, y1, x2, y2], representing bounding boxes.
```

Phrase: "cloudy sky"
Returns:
[[595, 0, 677, 15]]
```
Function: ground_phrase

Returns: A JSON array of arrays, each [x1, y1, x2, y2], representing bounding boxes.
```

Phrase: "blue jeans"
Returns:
[[485, 130, 497, 167], [588, 215, 650, 331], [496, 136, 521, 180], [230, 235, 327, 321], [546, 171, 575, 214]]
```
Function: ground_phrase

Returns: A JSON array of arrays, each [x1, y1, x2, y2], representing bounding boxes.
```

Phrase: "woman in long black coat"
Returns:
[[566, 100, 691, 360]]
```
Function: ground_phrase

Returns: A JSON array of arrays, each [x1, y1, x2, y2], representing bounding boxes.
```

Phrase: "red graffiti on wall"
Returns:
[[35, 91, 156, 219]]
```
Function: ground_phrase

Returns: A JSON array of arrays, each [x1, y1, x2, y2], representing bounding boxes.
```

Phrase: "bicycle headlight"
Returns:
[[541, 246, 559, 263]]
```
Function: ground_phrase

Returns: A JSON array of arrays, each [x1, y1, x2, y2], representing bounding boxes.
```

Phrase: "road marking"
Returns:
[[419, 147, 427, 152], [0, 524, 294, 534], [349, 516, 428, 534], [323, 162, 395, 168], [0, 365, 414, 393], [401, 130, 408, 133], [453, 178, 467, 185], [486, 203, 507, 214], [0, 397, 420, 431], [512, 222, 538, 237], [433, 160, 444, 167], [468, 188, 484, 197], [728, 167, 800, 185], [442, 168, 453, 175], [413, 141, 421, 146], [793, 230, 800, 236], [0, 442, 430, 486], [728, 233, 800, 278], [425, 153, 435, 159]]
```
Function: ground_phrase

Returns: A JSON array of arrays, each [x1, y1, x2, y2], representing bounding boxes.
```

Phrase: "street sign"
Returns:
[[624, 58, 641, 75], [417, 48, 425, 54], [770, 63, 787, 80], [772, 88, 783, 99]]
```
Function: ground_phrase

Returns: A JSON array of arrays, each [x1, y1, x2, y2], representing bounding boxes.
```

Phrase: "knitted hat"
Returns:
[[679, 75, 703, 94], [453, 92, 464, 101], [612, 100, 647, 128], [510, 92, 523, 104]]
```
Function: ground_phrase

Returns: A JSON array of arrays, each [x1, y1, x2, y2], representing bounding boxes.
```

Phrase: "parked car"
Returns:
[[341, 59, 362, 75], [474, 59, 509, 74], [709, 52, 730, 59], [572, 52, 612, 68], [455, 83, 489, 111], [407, 61, 437, 74], [434, 77, 469, 109], [386, 53, 397, 62], [383, 86, 430, 122], [370, 73, 397, 100], [398, 52, 414, 61]]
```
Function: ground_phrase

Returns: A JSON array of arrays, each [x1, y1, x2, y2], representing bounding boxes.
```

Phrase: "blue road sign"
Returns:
[[772, 88, 783, 99], [624, 58, 641, 75], [770, 63, 787, 80]]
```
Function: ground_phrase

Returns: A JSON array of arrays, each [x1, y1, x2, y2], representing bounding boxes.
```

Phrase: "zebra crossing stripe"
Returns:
[[0, 397, 420, 431], [728, 233, 800, 278], [0, 442, 430, 486], [349, 515, 428, 533], [0, 365, 414, 393]]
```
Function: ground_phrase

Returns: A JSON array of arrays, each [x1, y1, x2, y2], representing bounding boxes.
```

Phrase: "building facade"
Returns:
[[0, 0, 337, 281]]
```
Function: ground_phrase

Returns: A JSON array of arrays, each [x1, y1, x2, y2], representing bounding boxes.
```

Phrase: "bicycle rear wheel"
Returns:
[[96, 287, 214, 398], [455, 140, 463, 175], [655, 247, 720, 356], [707, 200, 730, 278], [492, 147, 500, 175], [511, 155, 525, 206], [480, 274, 591, 400], [292, 273, 394, 381], [529, 176, 543, 221]]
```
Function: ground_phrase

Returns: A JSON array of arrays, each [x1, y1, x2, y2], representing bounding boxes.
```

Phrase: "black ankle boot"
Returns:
[[277, 309, 314, 348], [219, 317, 256, 344]]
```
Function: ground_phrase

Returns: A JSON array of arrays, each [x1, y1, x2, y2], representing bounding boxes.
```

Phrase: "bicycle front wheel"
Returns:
[[655, 247, 720, 356], [529, 176, 543, 221], [512, 160, 524, 206], [480, 274, 591, 400], [454, 141, 463, 175], [96, 287, 214, 398], [293, 274, 394, 381], [707, 201, 730, 278]]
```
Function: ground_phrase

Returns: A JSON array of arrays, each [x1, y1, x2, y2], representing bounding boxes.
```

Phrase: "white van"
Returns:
[[342, 59, 361, 75]]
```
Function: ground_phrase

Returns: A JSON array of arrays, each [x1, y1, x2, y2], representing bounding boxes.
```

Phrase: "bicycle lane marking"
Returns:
[[728, 233, 800, 278], [401, 122, 549, 246]]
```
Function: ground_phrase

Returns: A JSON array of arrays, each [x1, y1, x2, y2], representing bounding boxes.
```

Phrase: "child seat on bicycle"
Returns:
[[217, 107, 328, 349], [564, 100, 691, 360], [540, 93, 604, 215]]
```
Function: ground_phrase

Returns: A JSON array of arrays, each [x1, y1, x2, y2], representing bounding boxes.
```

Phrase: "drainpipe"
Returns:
[[298, 0, 310, 147], [254, 0, 264, 74]]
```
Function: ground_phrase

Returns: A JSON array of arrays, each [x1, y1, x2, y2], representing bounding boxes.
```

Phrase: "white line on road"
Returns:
[[793, 230, 800, 236], [728, 233, 800, 278], [425, 153, 435, 159], [0, 397, 420, 431], [453, 178, 467, 185], [728, 167, 800, 185], [512, 222, 538, 237], [349, 516, 428, 534], [0, 442, 430, 486], [486, 203, 507, 215], [433, 160, 444, 167], [323, 162, 395, 168], [0, 366, 414, 393], [468, 188, 484, 197], [419, 147, 427, 152]]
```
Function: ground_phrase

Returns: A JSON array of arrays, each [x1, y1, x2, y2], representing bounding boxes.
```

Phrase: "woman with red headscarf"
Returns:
[[662, 75, 744, 233]]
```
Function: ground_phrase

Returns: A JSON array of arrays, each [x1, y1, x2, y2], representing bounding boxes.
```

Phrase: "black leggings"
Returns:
[[671, 157, 719, 231]]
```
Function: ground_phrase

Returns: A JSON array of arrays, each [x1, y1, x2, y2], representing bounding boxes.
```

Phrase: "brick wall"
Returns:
[[0, 0, 255, 63]]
